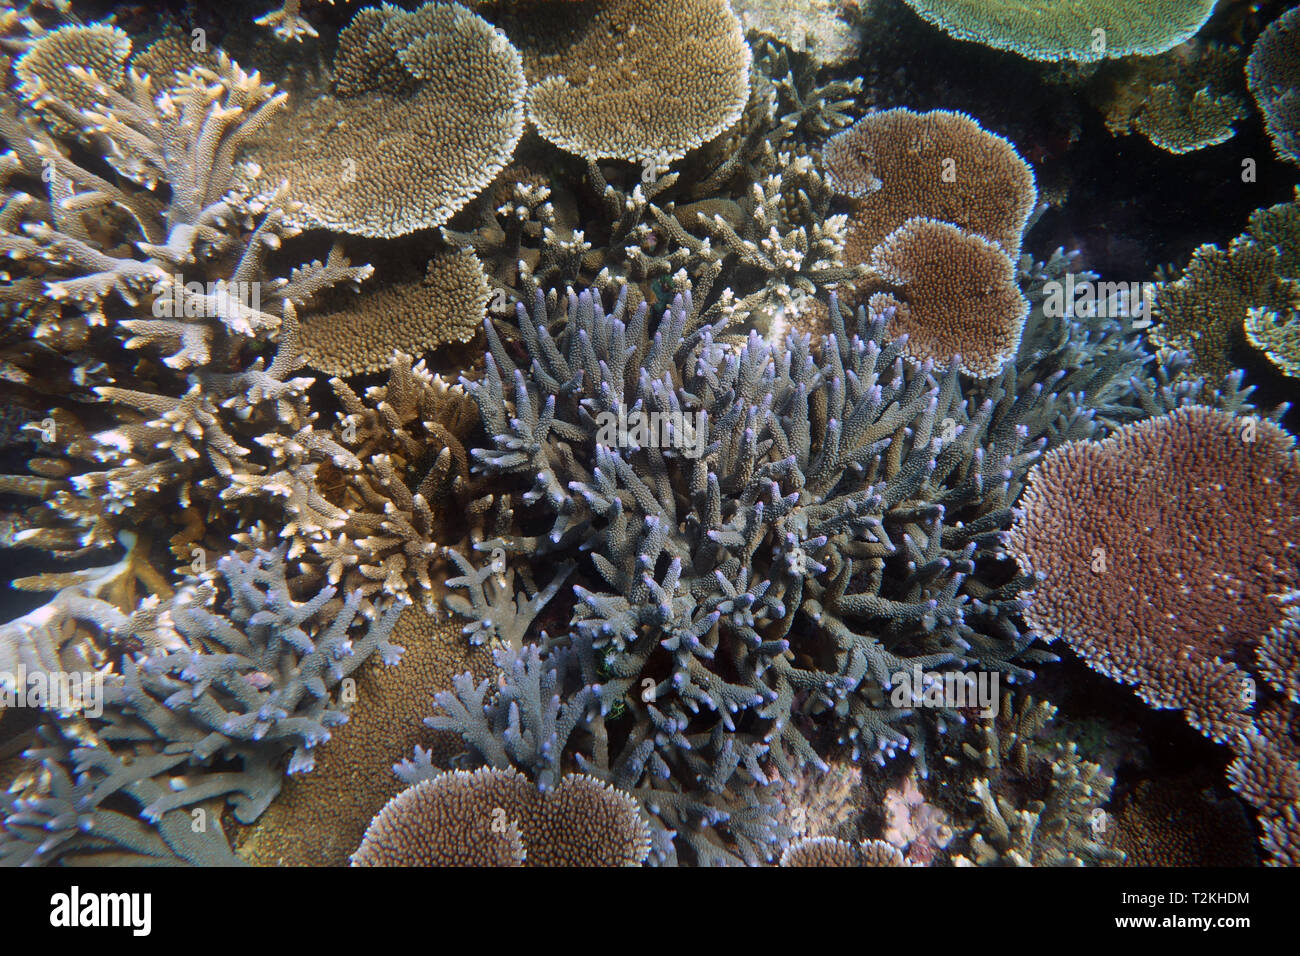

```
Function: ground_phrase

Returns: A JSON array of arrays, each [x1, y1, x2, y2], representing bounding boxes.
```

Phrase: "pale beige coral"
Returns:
[[249, 2, 526, 238], [299, 250, 489, 376], [492, 0, 752, 164], [309, 353, 486, 616], [779, 836, 905, 867], [14, 23, 130, 136], [351, 766, 651, 866], [867, 217, 1028, 378], [955, 743, 1120, 866], [732, 0, 861, 68]]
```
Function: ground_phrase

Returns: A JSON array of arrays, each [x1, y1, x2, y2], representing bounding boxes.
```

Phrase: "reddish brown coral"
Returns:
[[823, 107, 1038, 261], [1008, 406, 1300, 743], [867, 217, 1028, 378]]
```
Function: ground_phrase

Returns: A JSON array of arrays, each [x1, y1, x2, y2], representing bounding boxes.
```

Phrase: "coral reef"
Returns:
[[2, 0, 1295, 874], [236, 606, 496, 866], [0, 546, 405, 865], [1154, 187, 1300, 381]]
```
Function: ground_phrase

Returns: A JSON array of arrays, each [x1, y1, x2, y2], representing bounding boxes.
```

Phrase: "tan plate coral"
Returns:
[[248, 2, 526, 238]]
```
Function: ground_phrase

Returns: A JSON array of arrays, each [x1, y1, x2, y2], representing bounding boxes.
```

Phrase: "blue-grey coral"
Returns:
[[425, 253, 1192, 863], [0, 545, 404, 865]]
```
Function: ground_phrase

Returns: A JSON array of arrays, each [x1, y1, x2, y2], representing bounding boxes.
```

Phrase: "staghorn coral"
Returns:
[[1247, 5, 1300, 167], [0, 311, 364, 592], [0, 44, 359, 372], [866, 217, 1029, 378], [307, 353, 491, 616], [299, 250, 490, 377], [0, 545, 405, 865], [247, 2, 526, 238], [351, 765, 651, 866], [656, 148, 863, 337], [428, 265, 1181, 863], [488, 0, 752, 164], [1095, 42, 1249, 154], [1008, 406, 1300, 744], [928, 691, 1121, 867], [236, 605, 496, 866], [954, 743, 1120, 866], [824, 107, 1038, 284], [779, 835, 904, 867], [897, 0, 1217, 63], [255, 0, 354, 42]]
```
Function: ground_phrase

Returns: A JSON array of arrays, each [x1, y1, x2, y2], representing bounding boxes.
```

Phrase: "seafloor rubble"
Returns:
[[0, 0, 1296, 867]]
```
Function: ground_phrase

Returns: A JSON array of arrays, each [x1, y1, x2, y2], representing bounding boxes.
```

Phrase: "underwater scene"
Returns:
[[0, 0, 1297, 875]]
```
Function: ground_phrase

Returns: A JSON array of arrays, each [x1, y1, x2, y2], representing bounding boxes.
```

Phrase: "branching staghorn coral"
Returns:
[[937, 692, 1124, 867], [426, 265, 1185, 863], [0, 309, 363, 593], [0, 546, 405, 866]]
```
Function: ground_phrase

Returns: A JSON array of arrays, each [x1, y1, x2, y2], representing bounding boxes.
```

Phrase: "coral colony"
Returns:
[[0, 0, 1296, 868]]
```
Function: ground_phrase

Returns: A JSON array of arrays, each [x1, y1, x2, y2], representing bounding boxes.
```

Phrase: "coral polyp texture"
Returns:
[[1248, 4, 1300, 167], [1008, 406, 1300, 743], [351, 766, 651, 866], [487, 0, 752, 163], [247, 1, 527, 237], [898, 0, 1218, 62], [1, 0, 1297, 875], [867, 217, 1029, 377]]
